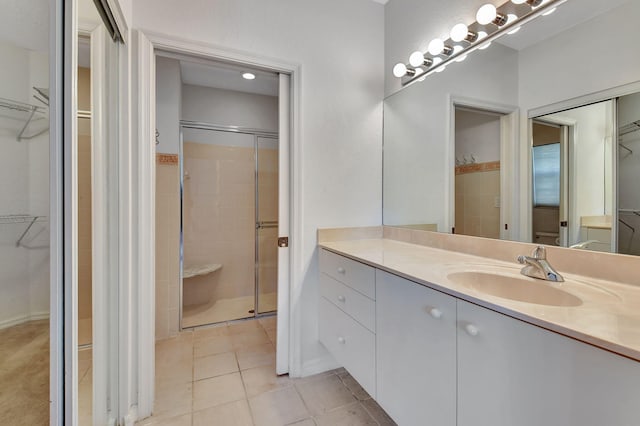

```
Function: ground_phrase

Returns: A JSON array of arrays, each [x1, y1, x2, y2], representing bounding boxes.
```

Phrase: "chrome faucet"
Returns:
[[517, 246, 564, 282]]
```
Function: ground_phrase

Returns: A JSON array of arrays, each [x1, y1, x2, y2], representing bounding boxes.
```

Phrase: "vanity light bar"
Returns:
[[393, 0, 566, 86]]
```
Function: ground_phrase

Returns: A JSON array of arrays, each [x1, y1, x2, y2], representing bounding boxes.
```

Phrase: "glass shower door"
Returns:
[[182, 128, 257, 326], [256, 136, 279, 314]]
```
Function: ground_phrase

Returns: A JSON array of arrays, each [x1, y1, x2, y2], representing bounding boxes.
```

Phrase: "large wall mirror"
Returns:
[[383, 0, 640, 256]]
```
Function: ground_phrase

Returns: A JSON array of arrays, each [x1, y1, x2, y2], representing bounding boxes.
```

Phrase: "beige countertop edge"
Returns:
[[318, 240, 640, 363]]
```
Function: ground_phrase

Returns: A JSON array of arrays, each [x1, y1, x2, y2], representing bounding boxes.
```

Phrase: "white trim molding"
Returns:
[[131, 31, 303, 422]]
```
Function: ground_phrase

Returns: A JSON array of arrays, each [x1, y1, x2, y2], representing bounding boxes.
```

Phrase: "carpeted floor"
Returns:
[[0, 320, 49, 425]]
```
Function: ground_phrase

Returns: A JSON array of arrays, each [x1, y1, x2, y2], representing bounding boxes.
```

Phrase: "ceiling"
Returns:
[[497, 0, 630, 51], [179, 59, 279, 97]]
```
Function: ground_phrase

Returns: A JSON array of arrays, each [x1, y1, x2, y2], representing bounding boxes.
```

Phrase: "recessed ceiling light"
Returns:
[[242, 72, 256, 80]]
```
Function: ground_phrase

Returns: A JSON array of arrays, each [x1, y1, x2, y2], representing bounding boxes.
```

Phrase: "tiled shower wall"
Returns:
[[182, 142, 256, 306], [455, 166, 500, 239], [155, 154, 181, 339]]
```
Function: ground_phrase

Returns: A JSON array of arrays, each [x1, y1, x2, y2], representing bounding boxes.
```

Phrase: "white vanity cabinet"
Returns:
[[318, 249, 376, 397], [457, 299, 640, 426], [375, 270, 457, 426], [319, 248, 640, 426]]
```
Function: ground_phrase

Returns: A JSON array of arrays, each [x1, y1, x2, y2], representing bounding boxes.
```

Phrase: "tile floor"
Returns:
[[183, 293, 278, 328], [137, 316, 396, 426]]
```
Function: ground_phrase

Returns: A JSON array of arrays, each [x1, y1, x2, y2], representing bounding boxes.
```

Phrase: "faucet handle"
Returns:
[[532, 245, 547, 260]]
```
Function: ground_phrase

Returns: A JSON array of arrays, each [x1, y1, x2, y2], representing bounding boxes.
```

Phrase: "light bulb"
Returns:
[[506, 14, 521, 34], [476, 4, 497, 25], [542, 7, 556, 16], [432, 57, 443, 66], [477, 32, 492, 50], [428, 38, 445, 56], [242, 72, 256, 80], [511, 0, 527, 4], [409, 51, 426, 67], [453, 45, 464, 55], [393, 63, 408, 78], [414, 68, 424, 76], [450, 23, 469, 42]]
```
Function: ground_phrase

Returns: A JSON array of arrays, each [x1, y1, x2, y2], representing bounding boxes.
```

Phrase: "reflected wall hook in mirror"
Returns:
[[155, 129, 159, 145]]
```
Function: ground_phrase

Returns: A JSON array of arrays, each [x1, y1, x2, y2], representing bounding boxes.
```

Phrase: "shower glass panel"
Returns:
[[256, 136, 279, 314], [182, 128, 258, 327]]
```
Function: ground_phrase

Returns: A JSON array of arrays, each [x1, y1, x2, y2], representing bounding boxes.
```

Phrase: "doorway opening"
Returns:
[[453, 106, 508, 239], [153, 53, 288, 334]]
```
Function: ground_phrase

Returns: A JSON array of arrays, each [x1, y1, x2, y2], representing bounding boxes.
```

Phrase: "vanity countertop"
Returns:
[[319, 237, 640, 362]]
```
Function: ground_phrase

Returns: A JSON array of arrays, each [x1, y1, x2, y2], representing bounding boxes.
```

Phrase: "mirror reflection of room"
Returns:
[[0, 1, 51, 423], [454, 107, 504, 239], [534, 100, 615, 253]]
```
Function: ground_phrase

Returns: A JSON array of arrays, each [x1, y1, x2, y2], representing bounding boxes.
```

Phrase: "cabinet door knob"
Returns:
[[337, 295, 346, 302], [337, 267, 346, 274], [429, 308, 442, 319], [465, 324, 479, 336], [337, 336, 346, 344]]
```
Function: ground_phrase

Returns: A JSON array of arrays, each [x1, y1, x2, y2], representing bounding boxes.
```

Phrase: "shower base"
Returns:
[[182, 292, 277, 328]]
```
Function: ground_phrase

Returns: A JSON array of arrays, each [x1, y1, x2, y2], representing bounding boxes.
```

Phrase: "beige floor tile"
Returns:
[[258, 316, 277, 331], [241, 365, 291, 398], [291, 370, 336, 386], [152, 381, 193, 420], [286, 420, 316, 426], [314, 402, 377, 426], [193, 372, 246, 411], [236, 343, 276, 370], [231, 329, 271, 350], [155, 358, 193, 385], [361, 399, 397, 426], [194, 324, 230, 340], [249, 387, 309, 426], [295, 374, 356, 417], [194, 351, 239, 380], [338, 374, 371, 401], [137, 413, 192, 426], [229, 319, 263, 335], [194, 334, 233, 358], [265, 327, 277, 345], [192, 399, 254, 426]]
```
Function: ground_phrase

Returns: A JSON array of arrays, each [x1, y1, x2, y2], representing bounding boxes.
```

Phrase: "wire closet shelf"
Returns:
[[0, 214, 48, 247], [0, 89, 49, 141]]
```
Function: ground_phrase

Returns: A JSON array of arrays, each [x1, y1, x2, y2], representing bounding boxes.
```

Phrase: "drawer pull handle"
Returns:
[[429, 308, 442, 319], [337, 336, 346, 344], [465, 324, 479, 336], [337, 295, 346, 302], [337, 267, 346, 274]]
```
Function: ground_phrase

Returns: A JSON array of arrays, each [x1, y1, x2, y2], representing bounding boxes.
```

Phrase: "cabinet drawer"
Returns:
[[319, 297, 376, 398], [320, 274, 375, 332], [319, 249, 375, 299]]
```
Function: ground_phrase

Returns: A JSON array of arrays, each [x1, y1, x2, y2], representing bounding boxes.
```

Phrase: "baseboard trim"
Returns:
[[0, 312, 50, 330], [300, 355, 340, 378]]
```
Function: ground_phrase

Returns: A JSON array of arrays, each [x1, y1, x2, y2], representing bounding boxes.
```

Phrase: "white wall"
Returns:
[[155, 56, 181, 154], [455, 109, 501, 164], [182, 84, 278, 132], [0, 41, 49, 327], [383, 43, 518, 229], [134, 0, 384, 374]]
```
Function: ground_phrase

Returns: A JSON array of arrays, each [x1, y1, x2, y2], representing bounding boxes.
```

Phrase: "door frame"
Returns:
[[447, 95, 519, 239], [134, 31, 302, 419]]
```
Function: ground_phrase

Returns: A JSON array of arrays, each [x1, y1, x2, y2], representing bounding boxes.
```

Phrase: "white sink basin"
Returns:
[[447, 271, 583, 307]]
